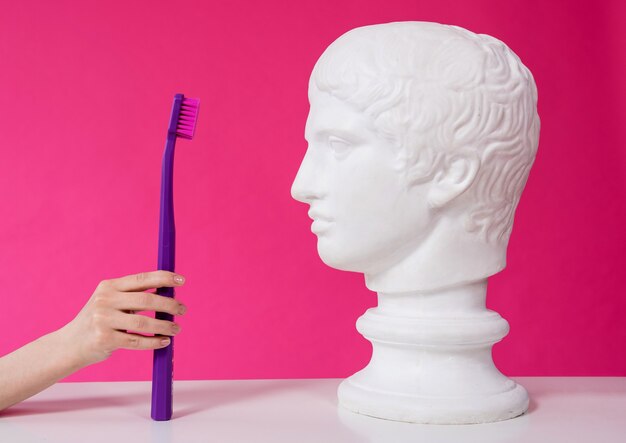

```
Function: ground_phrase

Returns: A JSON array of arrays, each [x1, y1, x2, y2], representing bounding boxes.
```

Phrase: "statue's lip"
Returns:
[[307, 209, 334, 223], [311, 218, 334, 235]]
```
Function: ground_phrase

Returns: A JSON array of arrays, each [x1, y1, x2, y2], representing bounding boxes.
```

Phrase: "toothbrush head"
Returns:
[[174, 95, 200, 140]]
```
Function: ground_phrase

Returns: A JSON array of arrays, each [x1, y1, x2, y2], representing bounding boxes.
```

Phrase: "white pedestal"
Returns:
[[338, 281, 529, 424]]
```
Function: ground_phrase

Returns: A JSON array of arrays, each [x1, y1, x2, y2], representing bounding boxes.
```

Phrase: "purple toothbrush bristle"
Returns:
[[176, 98, 200, 140]]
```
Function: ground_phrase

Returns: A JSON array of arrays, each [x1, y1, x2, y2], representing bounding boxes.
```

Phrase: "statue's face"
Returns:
[[291, 90, 435, 274]]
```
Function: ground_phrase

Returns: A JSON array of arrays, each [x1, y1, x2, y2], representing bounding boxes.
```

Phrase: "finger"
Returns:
[[111, 291, 186, 316], [111, 311, 181, 337], [107, 271, 185, 293], [113, 330, 172, 350]]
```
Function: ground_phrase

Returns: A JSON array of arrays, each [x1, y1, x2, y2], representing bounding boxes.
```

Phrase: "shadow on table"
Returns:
[[0, 393, 142, 418], [173, 379, 317, 419], [336, 405, 534, 443], [0, 379, 315, 419]]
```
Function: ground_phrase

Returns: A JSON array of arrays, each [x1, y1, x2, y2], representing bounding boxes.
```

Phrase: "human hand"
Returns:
[[58, 270, 187, 369]]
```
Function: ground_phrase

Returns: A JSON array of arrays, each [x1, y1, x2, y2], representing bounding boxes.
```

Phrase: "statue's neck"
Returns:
[[376, 279, 488, 317]]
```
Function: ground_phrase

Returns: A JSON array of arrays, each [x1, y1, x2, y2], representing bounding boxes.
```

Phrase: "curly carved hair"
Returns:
[[310, 22, 540, 244]]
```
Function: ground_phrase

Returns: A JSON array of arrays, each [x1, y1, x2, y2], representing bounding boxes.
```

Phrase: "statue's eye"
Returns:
[[328, 135, 351, 157]]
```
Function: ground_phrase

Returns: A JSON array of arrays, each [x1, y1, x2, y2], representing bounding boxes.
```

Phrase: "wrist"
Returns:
[[50, 324, 90, 373]]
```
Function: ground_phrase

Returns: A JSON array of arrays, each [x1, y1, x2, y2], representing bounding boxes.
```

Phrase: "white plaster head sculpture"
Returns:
[[292, 21, 539, 292], [292, 22, 540, 424]]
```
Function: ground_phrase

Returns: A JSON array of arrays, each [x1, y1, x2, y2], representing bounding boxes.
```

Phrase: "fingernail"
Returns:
[[178, 304, 187, 315], [173, 275, 185, 285], [161, 338, 171, 346]]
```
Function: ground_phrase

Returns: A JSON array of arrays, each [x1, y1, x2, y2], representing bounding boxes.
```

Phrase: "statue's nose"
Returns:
[[291, 148, 324, 203]]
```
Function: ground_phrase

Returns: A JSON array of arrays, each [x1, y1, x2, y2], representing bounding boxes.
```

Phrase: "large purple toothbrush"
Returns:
[[151, 93, 199, 421]]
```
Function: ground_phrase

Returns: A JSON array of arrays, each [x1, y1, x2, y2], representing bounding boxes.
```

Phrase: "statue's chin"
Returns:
[[316, 241, 366, 273]]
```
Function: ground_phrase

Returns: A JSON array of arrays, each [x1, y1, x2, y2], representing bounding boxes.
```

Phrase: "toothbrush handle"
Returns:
[[151, 287, 175, 421], [151, 236, 176, 420], [151, 132, 177, 421]]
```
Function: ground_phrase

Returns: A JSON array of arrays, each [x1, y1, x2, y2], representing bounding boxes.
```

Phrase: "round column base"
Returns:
[[338, 376, 529, 424]]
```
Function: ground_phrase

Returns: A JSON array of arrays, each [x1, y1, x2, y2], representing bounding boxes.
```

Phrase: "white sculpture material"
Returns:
[[291, 22, 540, 424]]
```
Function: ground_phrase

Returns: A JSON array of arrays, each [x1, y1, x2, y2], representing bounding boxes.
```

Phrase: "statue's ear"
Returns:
[[427, 153, 479, 209]]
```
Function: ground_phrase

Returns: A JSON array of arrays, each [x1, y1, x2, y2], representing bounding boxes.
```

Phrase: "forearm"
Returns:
[[0, 327, 84, 412]]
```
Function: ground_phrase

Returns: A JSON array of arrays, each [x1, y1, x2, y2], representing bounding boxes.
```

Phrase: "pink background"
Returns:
[[1, 0, 624, 382]]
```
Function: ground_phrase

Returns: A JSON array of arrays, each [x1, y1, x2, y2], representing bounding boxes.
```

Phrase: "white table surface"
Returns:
[[0, 377, 624, 442]]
